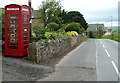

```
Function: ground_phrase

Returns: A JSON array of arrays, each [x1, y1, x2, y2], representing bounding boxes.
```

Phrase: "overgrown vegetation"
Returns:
[[44, 31, 68, 39], [102, 32, 120, 42], [38, 0, 62, 27], [61, 10, 88, 30], [67, 31, 78, 37], [88, 27, 104, 38], [31, 0, 88, 42], [88, 31, 94, 38], [65, 22, 81, 34], [97, 27, 104, 38], [47, 22, 59, 31], [0, 8, 4, 40], [1, 0, 88, 42]]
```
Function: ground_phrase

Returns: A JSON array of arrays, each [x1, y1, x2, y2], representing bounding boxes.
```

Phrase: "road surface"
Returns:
[[96, 39, 119, 81], [1, 39, 119, 81], [39, 39, 119, 81]]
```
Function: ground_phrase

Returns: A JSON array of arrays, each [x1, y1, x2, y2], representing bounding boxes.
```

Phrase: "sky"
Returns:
[[0, 0, 119, 27]]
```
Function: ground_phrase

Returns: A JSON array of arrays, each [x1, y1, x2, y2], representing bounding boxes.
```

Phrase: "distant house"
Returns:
[[31, 10, 41, 27], [31, 10, 40, 19], [104, 29, 112, 36], [87, 24, 105, 33]]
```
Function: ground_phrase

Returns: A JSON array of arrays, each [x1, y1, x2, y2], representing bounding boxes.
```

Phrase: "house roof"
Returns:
[[31, 10, 40, 19]]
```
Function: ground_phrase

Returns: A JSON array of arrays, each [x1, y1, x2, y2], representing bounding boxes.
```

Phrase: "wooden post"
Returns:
[[28, 0, 32, 42]]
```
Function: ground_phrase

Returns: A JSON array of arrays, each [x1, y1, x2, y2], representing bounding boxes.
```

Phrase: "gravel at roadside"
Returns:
[[2, 57, 55, 81]]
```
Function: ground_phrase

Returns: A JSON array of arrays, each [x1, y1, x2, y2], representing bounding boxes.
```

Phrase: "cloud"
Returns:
[[61, 0, 119, 26], [61, 0, 118, 12], [85, 8, 118, 22], [0, 0, 119, 26]]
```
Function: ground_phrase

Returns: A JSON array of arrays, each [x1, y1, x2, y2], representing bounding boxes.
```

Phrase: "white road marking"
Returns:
[[101, 41, 105, 48], [103, 44, 105, 48], [99, 40, 119, 79], [111, 61, 120, 79], [95, 40, 98, 56], [105, 49, 110, 57]]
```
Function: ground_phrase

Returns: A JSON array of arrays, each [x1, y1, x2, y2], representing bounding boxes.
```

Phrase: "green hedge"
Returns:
[[65, 22, 81, 34], [47, 22, 59, 31]]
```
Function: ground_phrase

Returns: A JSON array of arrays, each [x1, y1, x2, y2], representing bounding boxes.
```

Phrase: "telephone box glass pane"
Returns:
[[24, 24, 28, 27], [24, 19, 28, 24], [10, 24, 16, 28], [9, 28, 17, 33], [9, 15, 17, 19], [10, 19, 17, 23], [8, 14, 18, 47], [23, 15, 28, 41]]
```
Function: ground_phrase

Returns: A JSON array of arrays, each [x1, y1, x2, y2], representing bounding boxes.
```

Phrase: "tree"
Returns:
[[47, 22, 59, 31], [61, 11, 88, 30], [60, 9, 68, 24], [38, 0, 62, 28], [65, 22, 81, 34], [0, 8, 4, 40], [32, 25, 46, 39], [97, 27, 104, 38], [88, 31, 94, 38]]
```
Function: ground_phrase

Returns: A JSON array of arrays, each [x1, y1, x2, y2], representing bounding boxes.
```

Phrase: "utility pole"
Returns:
[[28, 0, 32, 43], [97, 23, 98, 30], [28, 0, 31, 8], [111, 16, 112, 29]]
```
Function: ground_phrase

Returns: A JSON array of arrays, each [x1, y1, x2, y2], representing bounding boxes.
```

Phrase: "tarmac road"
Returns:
[[39, 39, 119, 81], [96, 39, 119, 81], [1, 39, 119, 81]]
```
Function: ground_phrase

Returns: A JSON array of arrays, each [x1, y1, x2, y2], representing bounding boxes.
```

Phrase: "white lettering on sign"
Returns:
[[22, 8, 29, 11], [7, 8, 19, 10]]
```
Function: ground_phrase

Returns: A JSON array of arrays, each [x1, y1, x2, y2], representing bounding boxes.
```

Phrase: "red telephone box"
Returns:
[[4, 4, 30, 56]]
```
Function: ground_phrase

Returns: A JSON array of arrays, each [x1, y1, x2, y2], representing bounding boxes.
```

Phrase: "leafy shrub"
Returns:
[[47, 22, 59, 31], [97, 27, 104, 38], [44, 32, 52, 39], [32, 31, 36, 37], [51, 32, 58, 39], [44, 32, 58, 39], [1, 9, 4, 40], [58, 31, 67, 38], [44, 31, 68, 39], [65, 22, 81, 34], [32, 25, 46, 42], [67, 31, 78, 37], [88, 31, 94, 38], [32, 25, 46, 37], [102, 32, 120, 42]]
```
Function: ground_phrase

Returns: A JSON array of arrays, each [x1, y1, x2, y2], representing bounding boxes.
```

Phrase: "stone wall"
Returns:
[[28, 35, 83, 63]]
